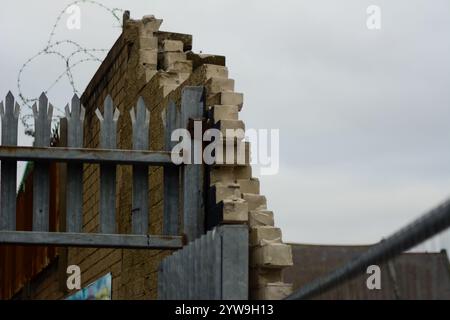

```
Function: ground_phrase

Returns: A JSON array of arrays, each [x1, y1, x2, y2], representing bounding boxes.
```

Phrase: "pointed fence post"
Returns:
[[65, 95, 85, 232], [0, 92, 20, 230], [163, 100, 181, 235], [32, 93, 53, 231], [95, 95, 120, 234], [181, 87, 205, 242], [130, 97, 150, 234]]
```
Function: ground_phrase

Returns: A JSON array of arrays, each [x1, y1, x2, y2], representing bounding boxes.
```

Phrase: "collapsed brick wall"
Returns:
[[18, 13, 293, 300], [131, 15, 295, 299]]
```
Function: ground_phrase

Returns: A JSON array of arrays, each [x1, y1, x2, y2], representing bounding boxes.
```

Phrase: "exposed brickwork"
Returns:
[[17, 13, 292, 300]]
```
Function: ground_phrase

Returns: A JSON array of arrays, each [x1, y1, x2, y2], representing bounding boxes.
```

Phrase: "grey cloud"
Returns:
[[1, 0, 449, 249]]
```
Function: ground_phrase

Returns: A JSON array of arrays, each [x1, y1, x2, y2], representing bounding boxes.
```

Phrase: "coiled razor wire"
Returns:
[[285, 198, 450, 300], [16, 0, 125, 136]]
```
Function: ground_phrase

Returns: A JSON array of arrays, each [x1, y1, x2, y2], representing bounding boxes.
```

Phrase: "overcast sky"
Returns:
[[1, 0, 450, 248]]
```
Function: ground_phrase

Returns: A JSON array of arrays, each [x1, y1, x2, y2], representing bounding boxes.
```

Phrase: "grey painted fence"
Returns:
[[163, 86, 205, 243], [0, 87, 206, 249], [158, 224, 249, 300]]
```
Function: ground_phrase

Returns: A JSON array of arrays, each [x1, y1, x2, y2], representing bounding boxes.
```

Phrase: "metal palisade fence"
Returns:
[[0, 86, 250, 300], [158, 225, 249, 300], [0, 87, 208, 249]]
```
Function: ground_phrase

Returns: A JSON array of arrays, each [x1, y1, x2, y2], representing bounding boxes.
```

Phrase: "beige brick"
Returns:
[[206, 77, 235, 94], [157, 31, 193, 52], [250, 268, 282, 288], [237, 178, 260, 194], [250, 226, 282, 246], [210, 166, 234, 184], [162, 40, 184, 52], [124, 20, 140, 42], [207, 92, 243, 111], [215, 140, 250, 165], [249, 210, 274, 227], [234, 166, 252, 181], [211, 182, 241, 203], [242, 193, 267, 211], [139, 49, 158, 65], [177, 72, 191, 84], [163, 84, 179, 97], [138, 68, 158, 86], [140, 16, 163, 36], [215, 119, 245, 138], [167, 60, 193, 73], [251, 243, 293, 268], [140, 37, 158, 50], [221, 198, 248, 223], [163, 52, 187, 69], [209, 160, 250, 184], [251, 282, 293, 300], [187, 52, 226, 69], [210, 105, 239, 123], [203, 64, 229, 79], [158, 72, 180, 86]]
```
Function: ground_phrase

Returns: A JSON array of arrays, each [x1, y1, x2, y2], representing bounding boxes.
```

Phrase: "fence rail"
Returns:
[[0, 230, 182, 249], [0, 146, 174, 164], [0, 87, 206, 249]]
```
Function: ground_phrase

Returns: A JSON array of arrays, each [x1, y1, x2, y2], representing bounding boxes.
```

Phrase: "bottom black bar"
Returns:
[[0, 300, 439, 319]]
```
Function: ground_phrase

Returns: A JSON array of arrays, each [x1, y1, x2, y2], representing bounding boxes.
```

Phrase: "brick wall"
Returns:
[[16, 13, 293, 300]]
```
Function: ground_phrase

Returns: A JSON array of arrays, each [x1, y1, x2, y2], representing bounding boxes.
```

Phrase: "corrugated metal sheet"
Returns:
[[283, 243, 450, 299], [0, 160, 62, 299]]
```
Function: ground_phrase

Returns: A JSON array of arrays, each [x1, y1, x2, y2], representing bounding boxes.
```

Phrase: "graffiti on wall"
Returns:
[[65, 273, 112, 300]]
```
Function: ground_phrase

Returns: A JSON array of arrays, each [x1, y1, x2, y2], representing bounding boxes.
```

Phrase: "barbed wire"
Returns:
[[16, 0, 125, 136]]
